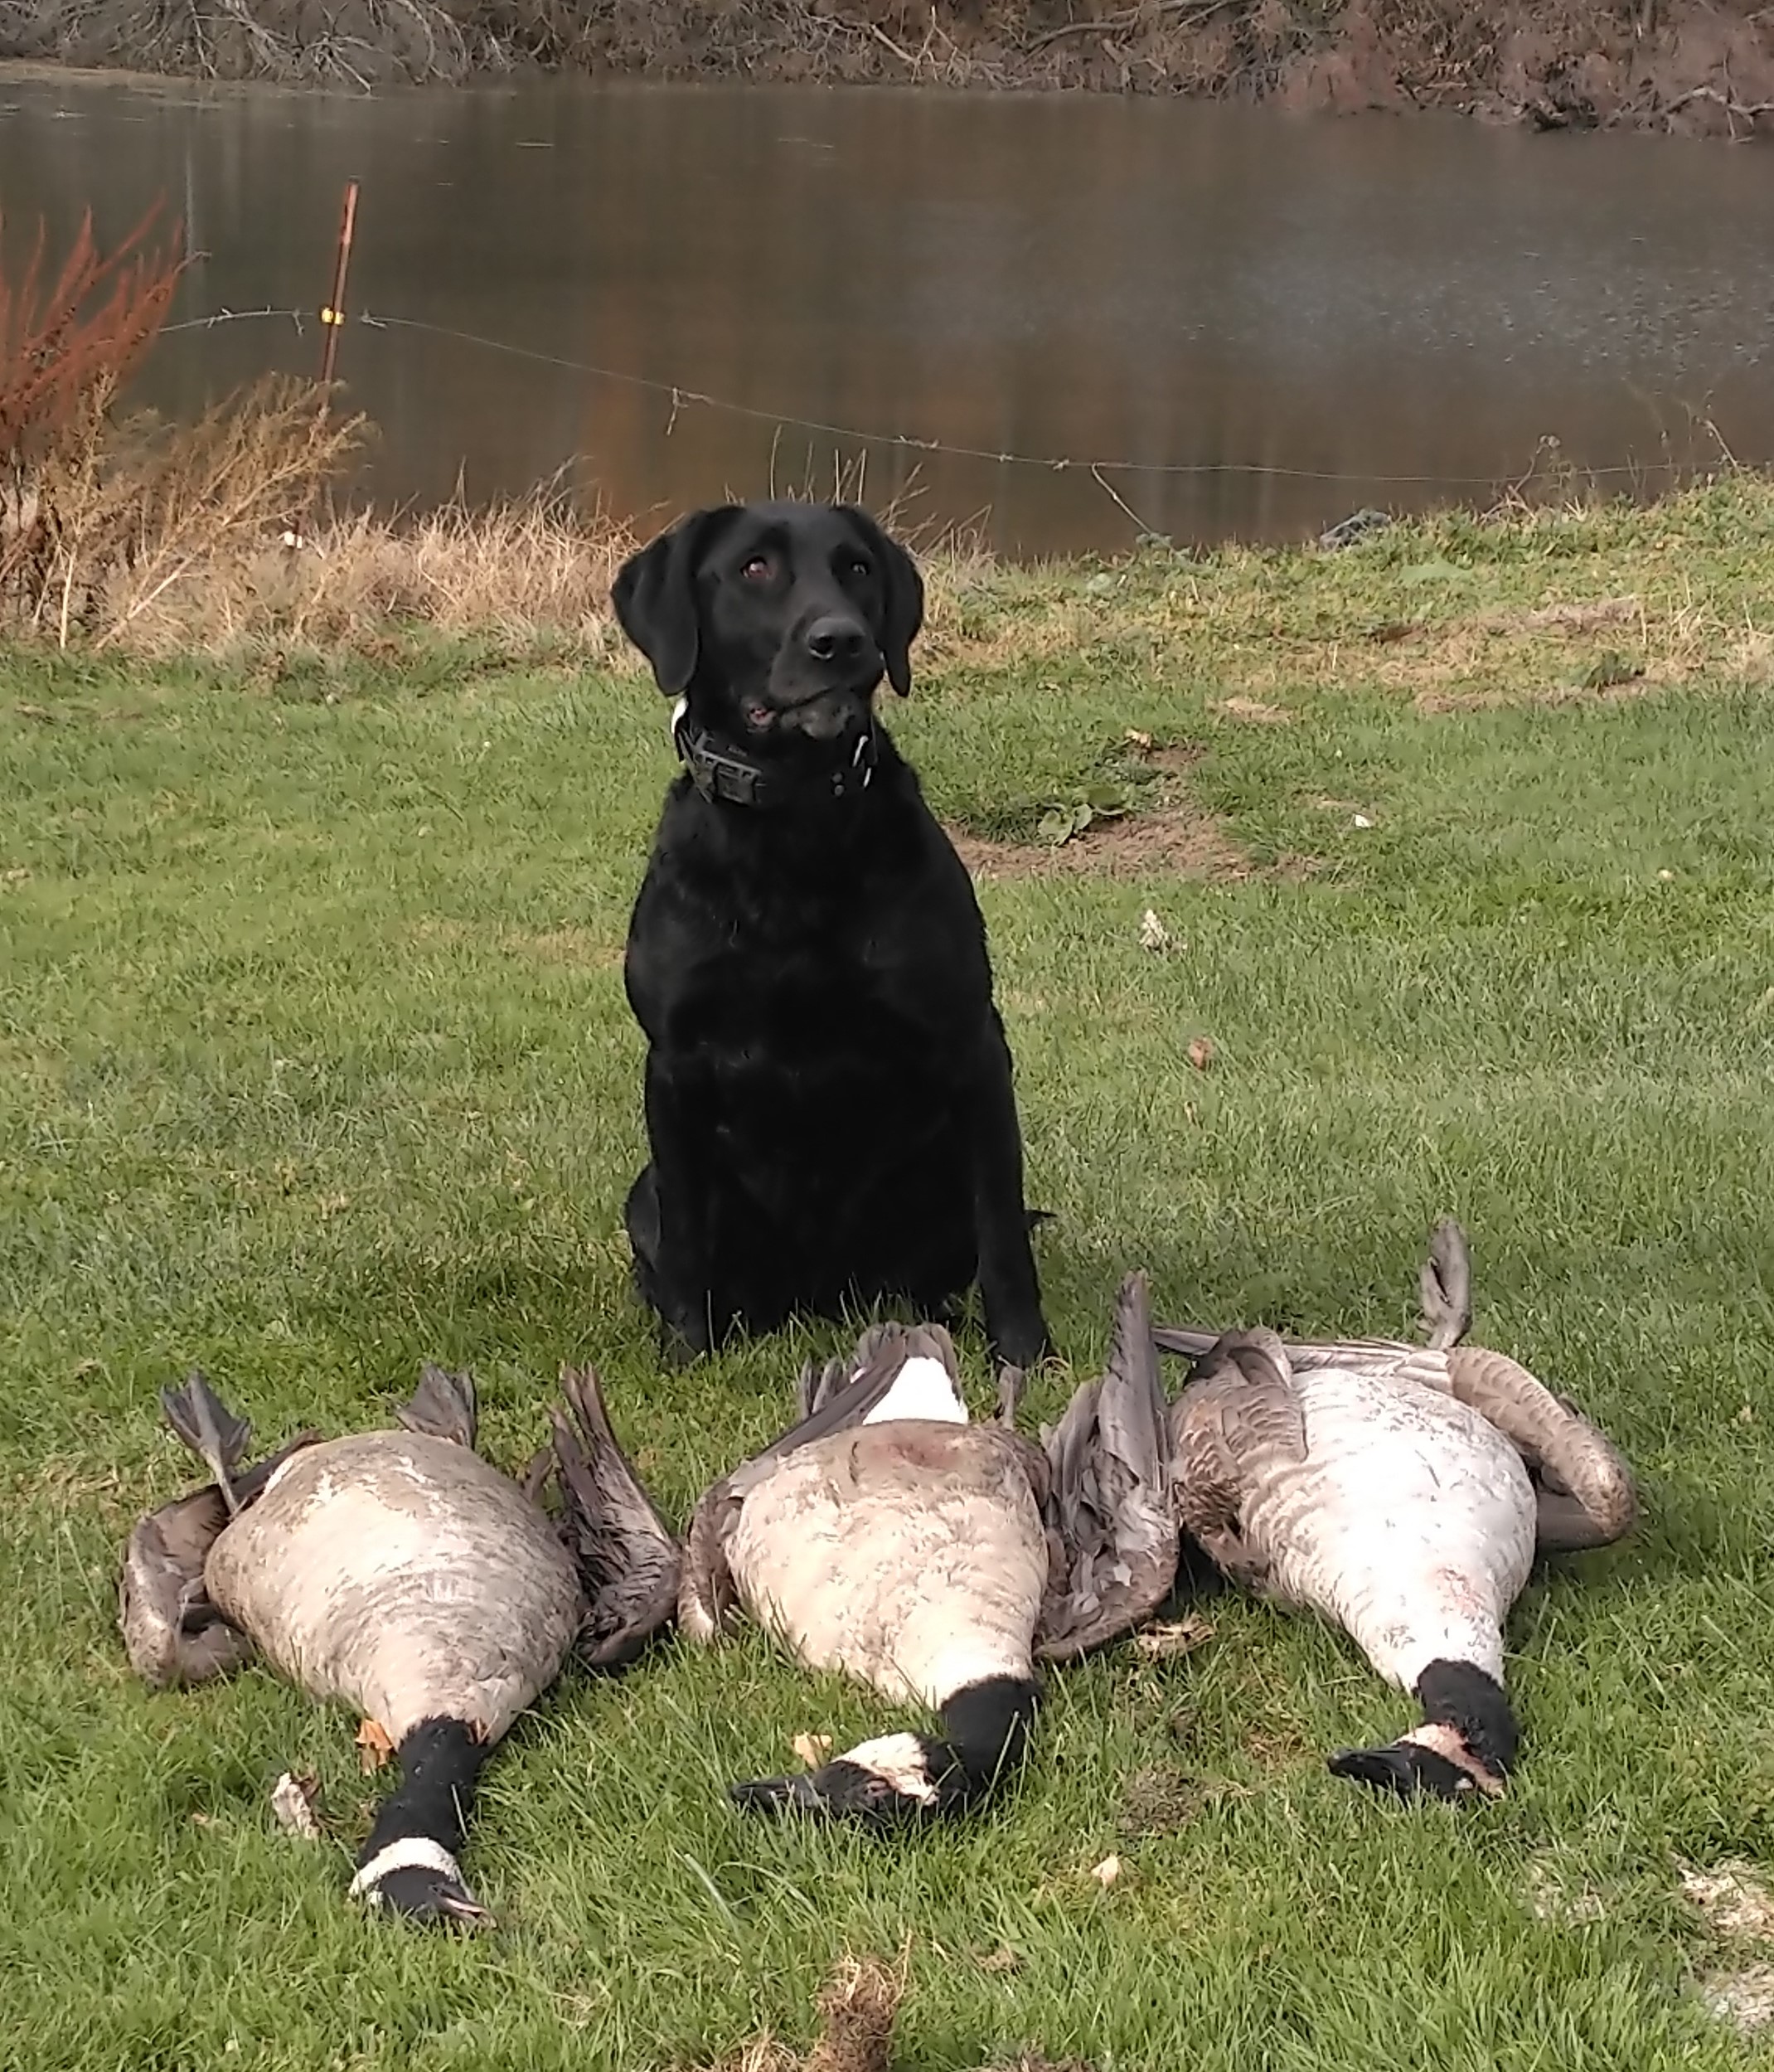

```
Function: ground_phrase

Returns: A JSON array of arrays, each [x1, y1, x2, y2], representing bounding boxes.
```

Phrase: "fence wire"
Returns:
[[156, 303, 1694, 491]]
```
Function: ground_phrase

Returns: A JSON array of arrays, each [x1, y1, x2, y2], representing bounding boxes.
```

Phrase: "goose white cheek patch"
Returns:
[[841, 1732, 939, 1803], [1399, 1722, 1507, 1797], [863, 1356, 967, 1427]]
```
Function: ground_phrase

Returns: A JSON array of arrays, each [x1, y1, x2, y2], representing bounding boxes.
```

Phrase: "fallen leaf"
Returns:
[[355, 1718, 395, 1772], [792, 1732, 833, 1769], [1123, 729, 1153, 750], [1187, 1037, 1214, 1072], [1090, 1853, 1122, 1888], [1352, 813, 1374, 829], [1137, 908, 1173, 953], [1134, 1616, 1216, 1660], [1738, 1405, 1757, 1425], [189, 1810, 214, 1827], [270, 1769, 323, 1840], [977, 1945, 1021, 1973]]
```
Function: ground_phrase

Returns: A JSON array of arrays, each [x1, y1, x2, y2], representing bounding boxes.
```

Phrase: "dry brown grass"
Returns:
[[697, 1954, 904, 2072], [691, 1951, 1096, 2072], [133, 485, 639, 658], [0, 204, 378, 648]]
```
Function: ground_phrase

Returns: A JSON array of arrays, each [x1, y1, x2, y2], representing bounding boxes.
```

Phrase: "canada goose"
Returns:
[[1156, 1220, 1638, 1803], [119, 1363, 678, 1924], [679, 1275, 1175, 1822]]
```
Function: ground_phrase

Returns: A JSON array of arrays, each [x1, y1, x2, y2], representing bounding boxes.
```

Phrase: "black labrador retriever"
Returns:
[[612, 500, 1051, 1371]]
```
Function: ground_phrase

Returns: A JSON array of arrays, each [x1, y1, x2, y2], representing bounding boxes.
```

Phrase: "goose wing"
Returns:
[[120, 1380, 322, 1689], [678, 1321, 965, 1642], [1152, 1216, 1476, 1381], [545, 1366, 682, 1669], [1155, 1324, 1456, 1394], [395, 1365, 478, 1450], [1166, 1329, 1305, 1594], [1035, 1274, 1177, 1661]]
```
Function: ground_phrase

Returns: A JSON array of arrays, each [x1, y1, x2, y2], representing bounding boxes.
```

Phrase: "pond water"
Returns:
[[5, 67, 1773, 556]]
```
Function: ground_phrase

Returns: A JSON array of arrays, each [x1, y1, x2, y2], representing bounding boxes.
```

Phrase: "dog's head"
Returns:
[[611, 501, 924, 750]]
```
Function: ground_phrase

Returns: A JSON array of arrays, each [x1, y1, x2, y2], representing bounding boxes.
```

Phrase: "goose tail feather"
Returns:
[[1036, 1271, 1178, 1662], [549, 1366, 681, 1670]]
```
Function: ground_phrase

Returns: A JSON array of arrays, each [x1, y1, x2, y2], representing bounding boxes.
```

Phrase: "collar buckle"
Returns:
[[671, 701, 877, 810]]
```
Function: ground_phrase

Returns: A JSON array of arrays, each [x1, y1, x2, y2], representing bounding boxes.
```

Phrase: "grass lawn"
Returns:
[[2, 483, 1772, 2072]]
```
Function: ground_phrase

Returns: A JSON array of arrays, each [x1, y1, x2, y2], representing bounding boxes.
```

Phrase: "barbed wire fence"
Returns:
[[160, 299, 1696, 501]]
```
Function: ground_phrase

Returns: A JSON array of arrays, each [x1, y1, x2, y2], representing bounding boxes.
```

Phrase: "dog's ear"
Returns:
[[611, 506, 739, 696], [841, 507, 924, 696]]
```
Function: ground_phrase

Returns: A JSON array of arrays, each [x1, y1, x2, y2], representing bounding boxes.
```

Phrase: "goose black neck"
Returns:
[[928, 1676, 1042, 1811], [360, 1716, 490, 1868], [1416, 1659, 1520, 1777]]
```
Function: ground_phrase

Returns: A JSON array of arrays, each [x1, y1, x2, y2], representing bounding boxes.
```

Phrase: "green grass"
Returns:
[[3, 485, 1773, 2071]]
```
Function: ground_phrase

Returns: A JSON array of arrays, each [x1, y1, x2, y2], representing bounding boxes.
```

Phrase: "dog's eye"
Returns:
[[741, 556, 772, 581], [845, 557, 870, 580]]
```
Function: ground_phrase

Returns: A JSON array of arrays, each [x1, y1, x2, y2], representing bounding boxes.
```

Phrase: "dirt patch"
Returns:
[[1683, 1861, 1774, 1943], [1118, 1764, 1211, 1837], [951, 735, 1303, 881], [1214, 696, 1294, 724], [1413, 670, 1665, 716], [1697, 1963, 1774, 2036], [1476, 595, 1644, 634], [503, 925, 623, 969], [1522, 1856, 1607, 1925], [951, 801, 1252, 882], [981, 2061, 1096, 2072]]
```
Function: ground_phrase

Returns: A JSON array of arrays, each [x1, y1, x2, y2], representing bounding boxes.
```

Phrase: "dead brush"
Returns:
[[0, 203, 364, 649], [0, 200, 186, 631], [284, 488, 635, 654], [118, 481, 640, 658], [34, 375, 364, 651]]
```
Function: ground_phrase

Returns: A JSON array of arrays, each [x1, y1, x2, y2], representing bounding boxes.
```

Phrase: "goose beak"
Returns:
[[433, 1887, 497, 1931], [729, 1771, 826, 1814], [1328, 1740, 1505, 1803]]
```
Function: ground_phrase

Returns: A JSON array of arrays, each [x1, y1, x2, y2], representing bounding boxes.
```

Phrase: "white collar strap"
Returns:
[[349, 1835, 466, 1902]]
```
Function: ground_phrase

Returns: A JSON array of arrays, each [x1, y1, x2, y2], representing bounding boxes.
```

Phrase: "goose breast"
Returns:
[[1248, 1366, 1537, 1690], [205, 1432, 583, 1743], [729, 1420, 1049, 1709]]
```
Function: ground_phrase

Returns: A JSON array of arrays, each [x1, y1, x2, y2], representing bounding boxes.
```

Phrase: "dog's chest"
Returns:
[[691, 933, 950, 1070]]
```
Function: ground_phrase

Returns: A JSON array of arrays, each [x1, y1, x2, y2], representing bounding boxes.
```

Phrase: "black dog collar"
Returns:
[[669, 699, 877, 808]]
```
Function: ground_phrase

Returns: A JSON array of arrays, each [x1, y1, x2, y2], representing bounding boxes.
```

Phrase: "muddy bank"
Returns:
[[0, 0, 1770, 136]]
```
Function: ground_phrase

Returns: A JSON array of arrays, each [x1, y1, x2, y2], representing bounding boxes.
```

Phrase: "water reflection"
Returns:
[[2, 70, 1772, 556]]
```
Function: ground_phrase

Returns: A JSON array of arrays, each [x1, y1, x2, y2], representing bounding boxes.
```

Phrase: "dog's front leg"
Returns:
[[641, 1050, 720, 1365], [970, 1012, 1053, 1371]]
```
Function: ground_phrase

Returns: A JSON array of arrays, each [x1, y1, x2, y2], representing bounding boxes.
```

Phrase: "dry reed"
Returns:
[[0, 205, 373, 649]]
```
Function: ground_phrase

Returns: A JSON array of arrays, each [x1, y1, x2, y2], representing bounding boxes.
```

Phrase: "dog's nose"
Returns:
[[803, 615, 871, 666]]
